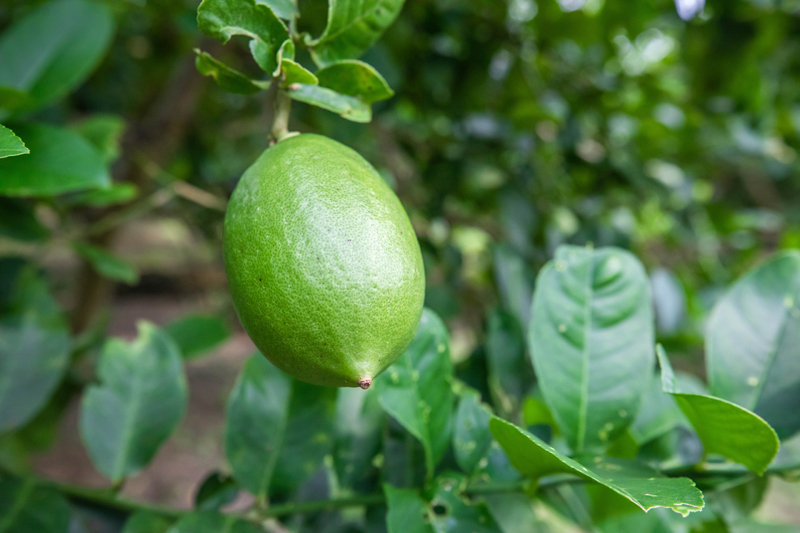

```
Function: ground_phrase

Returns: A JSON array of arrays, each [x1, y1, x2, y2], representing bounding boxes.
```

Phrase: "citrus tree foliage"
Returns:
[[0, 0, 799, 532]]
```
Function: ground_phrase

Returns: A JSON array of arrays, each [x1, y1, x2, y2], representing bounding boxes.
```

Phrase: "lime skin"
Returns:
[[224, 134, 425, 388]]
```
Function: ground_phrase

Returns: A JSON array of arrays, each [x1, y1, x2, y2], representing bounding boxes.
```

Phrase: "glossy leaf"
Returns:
[[308, 0, 406, 66], [486, 309, 531, 416], [197, 0, 288, 74], [0, 124, 110, 197], [71, 114, 125, 165], [333, 387, 385, 489], [74, 242, 139, 285], [706, 251, 800, 439], [316, 60, 394, 103], [453, 388, 493, 475], [122, 511, 173, 533], [167, 511, 262, 533], [484, 493, 541, 533], [80, 322, 188, 483], [165, 314, 230, 359], [0, 124, 28, 159], [384, 485, 433, 533], [256, 0, 298, 19], [280, 60, 319, 86], [194, 50, 271, 94], [0, 477, 70, 533], [0, 271, 70, 431], [287, 83, 371, 122], [490, 417, 705, 516], [0, 0, 114, 111], [194, 472, 239, 511], [629, 373, 686, 446], [375, 308, 455, 479], [529, 245, 654, 453], [657, 346, 779, 475], [225, 354, 336, 497], [428, 474, 502, 533]]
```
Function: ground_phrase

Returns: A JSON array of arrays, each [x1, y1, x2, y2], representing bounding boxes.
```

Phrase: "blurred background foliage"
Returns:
[[2, 0, 800, 526]]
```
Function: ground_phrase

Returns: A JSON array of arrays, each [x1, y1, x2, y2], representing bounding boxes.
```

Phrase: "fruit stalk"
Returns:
[[270, 89, 292, 144]]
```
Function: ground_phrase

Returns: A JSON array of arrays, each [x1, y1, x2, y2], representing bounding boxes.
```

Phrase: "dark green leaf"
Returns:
[[428, 474, 502, 532], [0, 271, 70, 431], [194, 50, 271, 94], [384, 484, 433, 533], [453, 388, 493, 475], [0, 124, 28, 159], [0, 124, 110, 197], [225, 354, 336, 497], [165, 314, 231, 359], [0, 87, 34, 112], [63, 183, 139, 208], [333, 388, 385, 489], [0, 477, 70, 533], [80, 322, 188, 483], [308, 0, 406, 66], [316, 60, 394, 103], [657, 346, 779, 475], [74, 242, 139, 285], [71, 114, 125, 164], [166, 511, 262, 533], [0, 199, 48, 242], [490, 417, 705, 516], [197, 0, 289, 73], [194, 473, 239, 511], [122, 511, 173, 533], [287, 83, 371, 122], [375, 308, 455, 479], [0, 0, 114, 111], [256, 0, 298, 19], [529, 245, 654, 453], [706, 251, 800, 439], [484, 493, 542, 533], [493, 244, 533, 329], [280, 60, 319, 86], [486, 309, 531, 416]]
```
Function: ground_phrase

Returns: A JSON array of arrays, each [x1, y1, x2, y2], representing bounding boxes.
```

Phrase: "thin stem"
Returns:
[[270, 89, 292, 144], [265, 494, 385, 517]]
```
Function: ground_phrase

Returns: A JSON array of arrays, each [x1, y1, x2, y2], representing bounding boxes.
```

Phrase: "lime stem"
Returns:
[[270, 89, 292, 144]]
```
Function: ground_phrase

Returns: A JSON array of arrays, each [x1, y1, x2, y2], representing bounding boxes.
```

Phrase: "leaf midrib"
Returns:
[[111, 350, 146, 482], [257, 377, 292, 498], [576, 257, 594, 453]]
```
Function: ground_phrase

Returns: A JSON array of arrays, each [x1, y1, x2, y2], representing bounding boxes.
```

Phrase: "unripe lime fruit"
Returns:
[[224, 134, 425, 389]]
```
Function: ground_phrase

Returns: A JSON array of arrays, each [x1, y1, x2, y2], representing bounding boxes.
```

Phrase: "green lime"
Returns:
[[224, 134, 425, 388]]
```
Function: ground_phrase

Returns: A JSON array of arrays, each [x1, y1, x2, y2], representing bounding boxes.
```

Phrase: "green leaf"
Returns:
[[225, 354, 336, 498], [122, 511, 173, 533], [287, 83, 372, 123], [384, 484, 434, 533], [484, 493, 542, 533], [0, 0, 114, 112], [74, 242, 139, 285], [427, 474, 502, 532], [167, 511, 262, 533], [71, 114, 126, 164], [657, 346, 779, 475], [316, 60, 394, 103], [308, 0, 406, 66], [197, 0, 289, 74], [63, 183, 139, 208], [0, 124, 110, 197], [194, 472, 239, 511], [0, 124, 28, 159], [706, 251, 800, 439], [194, 50, 271, 94], [490, 417, 705, 516], [0, 271, 70, 431], [255, 0, 298, 19], [165, 314, 231, 360], [0, 87, 34, 112], [493, 244, 533, 333], [280, 60, 319, 86], [375, 308, 455, 480], [529, 245, 654, 453], [453, 388, 493, 475], [0, 477, 70, 533], [0, 199, 48, 242], [629, 373, 686, 446], [486, 309, 532, 417], [333, 388, 385, 489], [80, 322, 188, 483]]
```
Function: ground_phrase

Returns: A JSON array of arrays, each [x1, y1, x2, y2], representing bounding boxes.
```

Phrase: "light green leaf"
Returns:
[[122, 511, 173, 533], [493, 244, 533, 333], [197, 0, 289, 74], [657, 346, 779, 475], [384, 484, 433, 533], [255, 0, 298, 19], [486, 309, 532, 417], [484, 493, 542, 533], [706, 251, 800, 439], [453, 388, 494, 475], [308, 0, 406, 66], [80, 322, 188, 483], [280, 60, 319, 86], [194, 50, 271, 94], [0, 87, 34, 112], [71, 114, 125, 164], [167, 511, 262, 533], [287, 83, 371, 122], [490, 417, 705, 516], [375, 308, 455, 480], [165, 314, 231, 360], [0, 271, 70, 431], [0, 477, 70, 533], [0, 124, 28, 159], [74, 242, 139, 285], [428, 474, 502, 532], [333, 388, 385, 489], [0, 124, 110, 197], [0, 0, 114, 111], [529, 245, 654, 453], [629, 373, 686, 446], [316, 60, 394, 103], [225, 354, 336, 497], [63, 183, 139, 208]]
